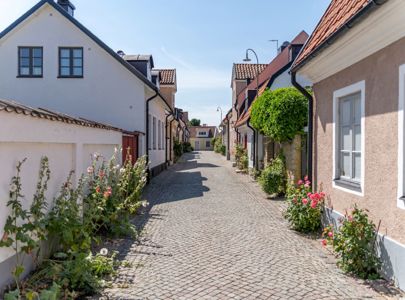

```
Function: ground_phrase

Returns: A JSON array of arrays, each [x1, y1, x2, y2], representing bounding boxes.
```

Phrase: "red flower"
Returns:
[[95, 186, 101, 194], [103, 186, 112, 198], [310, 200, 317, 209], [321, 239, 327, 246], [302, 198, 308, 205]]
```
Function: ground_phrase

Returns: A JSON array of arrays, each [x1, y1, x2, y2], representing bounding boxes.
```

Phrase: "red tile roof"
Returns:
[[233, 64, 268, 81], [157, 69, 176, 85], [293, 0, 371, 69], [237, 30, 309, 107]]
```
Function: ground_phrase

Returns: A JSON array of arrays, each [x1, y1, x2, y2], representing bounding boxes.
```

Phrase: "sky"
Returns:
[[0, 0, 330, 126]]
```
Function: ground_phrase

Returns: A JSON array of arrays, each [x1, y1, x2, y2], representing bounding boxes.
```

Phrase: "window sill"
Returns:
[[57, 76, 84, 79], [333, 178, 362, 193], [17, 75, 43, 78]]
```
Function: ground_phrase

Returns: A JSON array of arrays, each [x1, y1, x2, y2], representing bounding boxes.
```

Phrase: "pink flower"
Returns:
[[293, 198, 297, 204], [328, 231, 333, 238], [310, 200, 317, 209], [304, 183, 310, 188], [302, 198, 308, 205], [321, 239, 327, 246], [298, 180, 304, 185], [320, 192, 326, 198], [307, 192, 312, 197], [348, 215, 353, 222], [87, 166, 94, 174], [95, 186, 101, 194], [304, 175, 309, 181], [104, 186, 112, 198], [99, 170, 105, 179]]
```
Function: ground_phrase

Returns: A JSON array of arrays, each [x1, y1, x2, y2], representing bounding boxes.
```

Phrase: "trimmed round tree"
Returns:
[[250, 87, 308, 142]]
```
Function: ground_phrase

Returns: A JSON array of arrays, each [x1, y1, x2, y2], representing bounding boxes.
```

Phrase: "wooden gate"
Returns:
[[122, 134, 138, 164]]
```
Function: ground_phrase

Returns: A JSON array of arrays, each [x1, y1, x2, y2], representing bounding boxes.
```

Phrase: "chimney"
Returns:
[[117, 50, 126, 57], [57, 0, 76, 17], [278, 41, 290, 53]]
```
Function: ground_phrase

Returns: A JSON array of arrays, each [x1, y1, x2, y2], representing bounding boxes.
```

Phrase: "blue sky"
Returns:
[[0, 0, 330, 125]]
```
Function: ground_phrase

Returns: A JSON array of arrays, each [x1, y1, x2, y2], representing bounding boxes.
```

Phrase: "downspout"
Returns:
[[146, 91, 158, 179], [169, 118, 175, 161], [291, 72, 313, 182], [247, 119, 256, 170], [227, 115, 230, 160], [165, 113, 173, 165]]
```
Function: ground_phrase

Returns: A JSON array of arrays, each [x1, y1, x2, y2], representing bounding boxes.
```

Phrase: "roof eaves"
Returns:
[[292, 0, 386, 72]]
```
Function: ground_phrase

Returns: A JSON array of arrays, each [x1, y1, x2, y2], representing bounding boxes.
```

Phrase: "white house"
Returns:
[[0, 0, 172, 173]]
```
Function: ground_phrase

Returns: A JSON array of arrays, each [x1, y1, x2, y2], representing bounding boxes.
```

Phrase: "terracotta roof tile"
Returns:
[[157, 69, 176, 85], [237, 30, 309, 107], [233, 64, 268, 80], [0, 99, 128, 133], [294, 0, 370, 68]]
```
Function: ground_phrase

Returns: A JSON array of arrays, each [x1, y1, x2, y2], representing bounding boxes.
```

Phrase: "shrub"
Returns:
[[250, 87, 308, 142], [285, 177, 325, 233], [258, 154, 286, 196], [173, 140, 183, 159], [235, 144, 248, 172], [322, 206, 381, 279], [182, 142, 193, 153]]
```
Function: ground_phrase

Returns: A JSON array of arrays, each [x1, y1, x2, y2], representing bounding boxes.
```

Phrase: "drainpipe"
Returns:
[[169, 118, 175, 162], [247, 119, 256, 170], [227, 115, 231, 160], [291, 72, 313, 182], [146, 91, 158, 179], [165, 113, 173, 165]]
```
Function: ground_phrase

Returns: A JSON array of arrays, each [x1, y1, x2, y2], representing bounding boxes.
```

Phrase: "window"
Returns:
[[206, 141, 211, 148], [18, 47, 43, 77], [198, 131, 207, 136], [153, 117, 156, 150], [158, 120, 161, 149], [59, 47, 83, 78], [333, 81, 364, 195]]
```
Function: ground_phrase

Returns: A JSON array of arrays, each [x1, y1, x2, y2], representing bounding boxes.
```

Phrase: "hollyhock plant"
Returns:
[[285, 176, 326, 233]]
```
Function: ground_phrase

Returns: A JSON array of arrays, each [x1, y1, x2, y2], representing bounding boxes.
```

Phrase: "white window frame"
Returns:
[[148, 114, 152, 150], [162, 122, 165, 150], [397, 65, 405, 209], [332, 80, 365, 196]]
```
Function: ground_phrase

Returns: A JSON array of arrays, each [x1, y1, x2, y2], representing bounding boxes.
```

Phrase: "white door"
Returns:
[[195, 141, 200, 150]]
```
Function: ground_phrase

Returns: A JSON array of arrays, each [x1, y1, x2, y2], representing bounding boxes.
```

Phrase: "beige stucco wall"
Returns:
[[313, 36, 405, 244], [190, 138, 213, 151]]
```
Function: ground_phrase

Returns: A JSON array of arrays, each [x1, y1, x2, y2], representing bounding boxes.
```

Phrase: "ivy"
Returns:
[[250, 87, 309, 142]]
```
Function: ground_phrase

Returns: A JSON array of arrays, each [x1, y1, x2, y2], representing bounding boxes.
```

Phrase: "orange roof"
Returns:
[[233, 64, 268, 81], [235, 108, 251, 128], [157, 69, 176, 85], [294, 0, 371, 69]]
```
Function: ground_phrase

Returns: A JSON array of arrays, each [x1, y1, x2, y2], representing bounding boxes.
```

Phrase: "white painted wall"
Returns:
[[0, 3, 147, 135], [0, 111, 122, 264], [271, 68, 312, 90], [148, 97, 167, 168]]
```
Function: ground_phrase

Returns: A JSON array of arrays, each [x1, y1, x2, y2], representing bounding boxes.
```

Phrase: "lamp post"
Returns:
[[243, 49, 260, 171], [216, 106, 223, 126]]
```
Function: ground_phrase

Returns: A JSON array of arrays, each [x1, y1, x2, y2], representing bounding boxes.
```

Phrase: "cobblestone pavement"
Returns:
[[102, 152, 401, 300]]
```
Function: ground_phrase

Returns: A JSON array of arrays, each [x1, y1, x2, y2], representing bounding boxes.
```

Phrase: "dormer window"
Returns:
[[58, 47, 83, 78], [18, 47, 43, 78]]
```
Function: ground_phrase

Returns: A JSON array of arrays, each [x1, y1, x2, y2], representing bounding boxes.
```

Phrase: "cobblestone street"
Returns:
[[103, 152, 399, 299]]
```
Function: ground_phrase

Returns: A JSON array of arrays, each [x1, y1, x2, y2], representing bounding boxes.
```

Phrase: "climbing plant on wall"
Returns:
[[250, 87, 309, 142]]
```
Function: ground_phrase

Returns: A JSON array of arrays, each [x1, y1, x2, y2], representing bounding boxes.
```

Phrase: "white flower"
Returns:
[[141, 200, 149, 208], [100, 248, 109, 256], [119, 168, 125, 174], [113, 164, 120, 170], [114, 147, 118, 154], [10, 183, 17, 193], [93, 152, 101, 160], [87, 166, 94, 174]]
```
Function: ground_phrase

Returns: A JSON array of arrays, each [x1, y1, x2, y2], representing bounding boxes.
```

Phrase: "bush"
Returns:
[[323, 206, 381, 279], [235, 144, 248, 172], [250, 87, 308, 142], [285, 177, 325, 233], [182, 142, 193, 153], [173, 140, 183, 159], [258, 154, 286, 196]]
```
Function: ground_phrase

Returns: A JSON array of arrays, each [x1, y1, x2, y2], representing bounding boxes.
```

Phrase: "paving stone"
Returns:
[[97, 152, 401, 299]]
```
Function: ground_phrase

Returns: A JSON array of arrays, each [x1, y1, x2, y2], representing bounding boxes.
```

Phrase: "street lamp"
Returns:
[[216, 106, 223, 127], [243, 48, 260, 171]]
